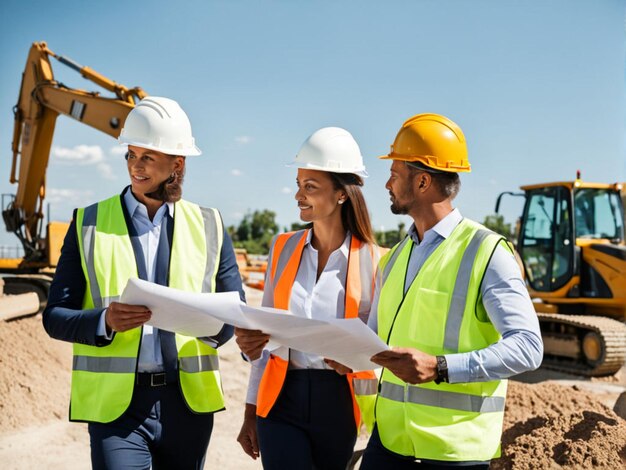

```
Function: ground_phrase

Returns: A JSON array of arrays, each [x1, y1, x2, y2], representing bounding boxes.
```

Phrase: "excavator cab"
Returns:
[[497, 178, 626, 376]]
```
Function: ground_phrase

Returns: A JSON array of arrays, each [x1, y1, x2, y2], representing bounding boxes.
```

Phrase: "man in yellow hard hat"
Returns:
[[361, 114, 543, 468]]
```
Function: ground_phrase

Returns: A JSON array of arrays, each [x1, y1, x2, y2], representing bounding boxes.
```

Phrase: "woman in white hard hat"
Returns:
[[43, 96, 244, 469], [235, 127, 382, 469]]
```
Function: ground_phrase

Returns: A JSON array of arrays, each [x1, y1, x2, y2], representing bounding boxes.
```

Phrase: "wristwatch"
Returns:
[[434, 355, 449, 384]]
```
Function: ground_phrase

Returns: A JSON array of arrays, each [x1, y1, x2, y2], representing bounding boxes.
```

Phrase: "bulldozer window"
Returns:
[[574, 189, 624, 242], [520, 186, 574, 292]]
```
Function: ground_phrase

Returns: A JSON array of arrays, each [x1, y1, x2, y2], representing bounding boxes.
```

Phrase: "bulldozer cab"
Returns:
[[496, 180, 626, 376], [517, 182, 624, 296]]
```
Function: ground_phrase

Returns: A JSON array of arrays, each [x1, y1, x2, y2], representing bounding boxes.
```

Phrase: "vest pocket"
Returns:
[[402, 287, 449, 352]]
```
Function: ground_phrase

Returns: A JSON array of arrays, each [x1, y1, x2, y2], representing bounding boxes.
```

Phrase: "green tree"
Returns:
[[249, 209, 279, 240], [482, 214, 514, 240], [289, 222, 309, 231], [375, 222, 408, 248], [231, 209, 280, 254]]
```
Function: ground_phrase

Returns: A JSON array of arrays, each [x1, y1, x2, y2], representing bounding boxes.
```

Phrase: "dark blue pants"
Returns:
[[361, 426, 490, 470], [88, 381, 214, 470], [257, 369, 356, 470]]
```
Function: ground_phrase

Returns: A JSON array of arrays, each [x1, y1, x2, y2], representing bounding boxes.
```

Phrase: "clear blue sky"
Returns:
[[1, 0, 624, 249]]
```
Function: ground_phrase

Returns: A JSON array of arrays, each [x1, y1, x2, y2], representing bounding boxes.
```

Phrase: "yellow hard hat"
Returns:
[[379, 113, 470, 172]]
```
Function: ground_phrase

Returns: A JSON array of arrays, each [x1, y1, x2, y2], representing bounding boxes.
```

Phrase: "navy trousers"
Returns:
[[361, 426, 490, 470], [257, 369, 356, 470], [88, 381, 214, 470]]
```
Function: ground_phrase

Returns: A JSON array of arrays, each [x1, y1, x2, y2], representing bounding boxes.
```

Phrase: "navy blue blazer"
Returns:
[[42, 192, 244, 348]]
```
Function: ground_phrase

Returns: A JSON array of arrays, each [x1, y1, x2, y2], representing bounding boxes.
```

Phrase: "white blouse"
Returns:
[[246, 230, 352, 405]]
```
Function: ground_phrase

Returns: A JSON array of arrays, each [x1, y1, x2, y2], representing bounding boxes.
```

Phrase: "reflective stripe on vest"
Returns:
[[71, 195, 225, 423], [73, 355, 136, 373], [257, 230, 380, 431], [376, 219, 507, 461], [179, 354, 220, 373], [379, 381, 505, 413]]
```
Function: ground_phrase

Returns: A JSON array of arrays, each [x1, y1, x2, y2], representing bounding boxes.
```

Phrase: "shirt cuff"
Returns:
[[246, 353, 269, 405], [96, 308, 114, 340], [198, 337, 219, 349], [445, 353, 470, 384]]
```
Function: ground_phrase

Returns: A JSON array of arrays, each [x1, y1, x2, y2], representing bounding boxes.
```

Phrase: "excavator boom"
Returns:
[[3, 41, 146, 270], [1, 41, 147, 313]]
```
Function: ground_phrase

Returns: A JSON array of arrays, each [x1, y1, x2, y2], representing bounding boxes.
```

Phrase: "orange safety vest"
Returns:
[[256, 229, 380, 430]]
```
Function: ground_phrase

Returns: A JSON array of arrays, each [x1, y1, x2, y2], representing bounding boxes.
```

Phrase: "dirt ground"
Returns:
[[1, 286, 625, 469]]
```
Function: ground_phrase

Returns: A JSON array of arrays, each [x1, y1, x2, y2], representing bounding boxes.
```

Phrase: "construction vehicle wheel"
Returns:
[[582, 332, 603, 365]]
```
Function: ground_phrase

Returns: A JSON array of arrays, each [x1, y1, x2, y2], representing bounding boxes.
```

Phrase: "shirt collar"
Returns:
[[305, 229, 351, 257], [408, 208, 463, 244], [123, 186, 174, 221]]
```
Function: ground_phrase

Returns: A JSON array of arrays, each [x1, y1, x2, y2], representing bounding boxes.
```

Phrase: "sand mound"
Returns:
[[0, 315, 72, 432], [493, 381, 626, 469]]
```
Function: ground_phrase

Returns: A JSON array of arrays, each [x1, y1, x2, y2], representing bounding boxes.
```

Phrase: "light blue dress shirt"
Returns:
[[97, 190, 174, 373], [368, 208, 543, 383]]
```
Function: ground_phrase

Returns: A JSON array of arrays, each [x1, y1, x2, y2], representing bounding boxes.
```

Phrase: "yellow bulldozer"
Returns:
[[496, 173, 626, 376]]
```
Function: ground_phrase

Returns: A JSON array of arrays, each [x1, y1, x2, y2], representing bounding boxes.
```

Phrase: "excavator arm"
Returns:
[[2, 41, 146, 270]]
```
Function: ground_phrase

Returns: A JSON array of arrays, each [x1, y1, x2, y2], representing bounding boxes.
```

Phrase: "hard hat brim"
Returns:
[[119, 140, 202, 157], [378, 152, 471, 172], [378, 153, 404, 161], [286, 161, 369, 178]]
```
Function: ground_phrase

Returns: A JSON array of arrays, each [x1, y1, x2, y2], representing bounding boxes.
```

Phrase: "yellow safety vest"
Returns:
[[71, 194, 225, 423], [256, 229, 381, 432], [376, 219, 508, 461]]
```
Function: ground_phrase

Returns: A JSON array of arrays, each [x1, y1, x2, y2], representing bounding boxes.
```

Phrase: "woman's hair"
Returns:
[[328, 172, 376, 245], [144, 155, 186, 203]]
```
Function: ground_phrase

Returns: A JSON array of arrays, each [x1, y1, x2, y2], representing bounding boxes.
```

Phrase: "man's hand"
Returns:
[[371, 348, 438, 384], [237, 403, 260, 460], [234, 328, 270, 360], [323, 358, 353, 376], [105, 302, 151, 333]]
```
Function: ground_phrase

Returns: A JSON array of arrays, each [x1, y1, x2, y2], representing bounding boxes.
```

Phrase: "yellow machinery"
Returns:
[[1, 41, 146, 309], [234, 248, 268, 290], [496, 173, 626, 376]]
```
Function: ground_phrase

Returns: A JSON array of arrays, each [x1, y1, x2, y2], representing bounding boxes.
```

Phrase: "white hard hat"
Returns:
[[119, 96, 201, 156], [287, 127, 368, 177]]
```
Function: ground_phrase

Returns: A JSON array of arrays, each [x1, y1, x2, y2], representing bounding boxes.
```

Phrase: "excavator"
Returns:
[[0, 41, 147, 314], [1, 41, 264, 317], [496, 173, 626, 376]]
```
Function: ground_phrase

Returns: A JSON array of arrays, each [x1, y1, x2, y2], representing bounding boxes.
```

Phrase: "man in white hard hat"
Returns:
[[43, 97, 244, 469]]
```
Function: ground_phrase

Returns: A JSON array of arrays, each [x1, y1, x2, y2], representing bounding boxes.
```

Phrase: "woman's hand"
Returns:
[[234, 327, 270, 360], [237, 403, 260, 460], [323, 358, 353, 375]]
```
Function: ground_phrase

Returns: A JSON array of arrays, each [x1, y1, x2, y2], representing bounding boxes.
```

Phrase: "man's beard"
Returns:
[[389, 192, 410, 215], [390, 202, 408, 214]]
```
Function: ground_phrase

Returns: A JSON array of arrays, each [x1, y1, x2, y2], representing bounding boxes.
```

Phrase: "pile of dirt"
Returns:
[[0, 315, 72, 432], [492, 381, 626, 469], [1, 310, 625, 469]]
